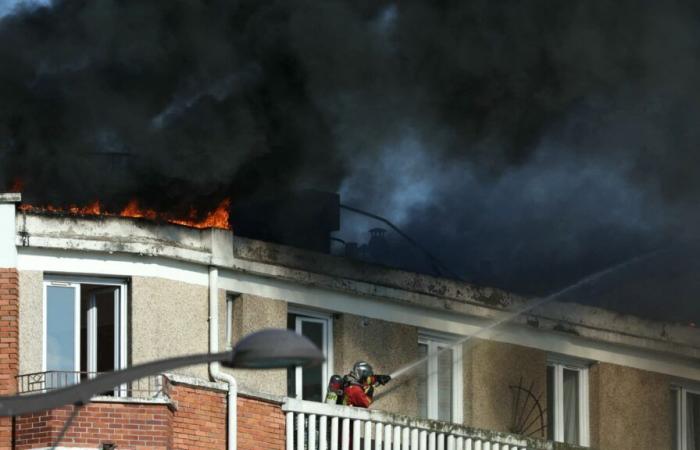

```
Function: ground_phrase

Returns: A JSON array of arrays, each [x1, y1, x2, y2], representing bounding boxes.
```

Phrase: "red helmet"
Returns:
[[328, 374, 343, 392]]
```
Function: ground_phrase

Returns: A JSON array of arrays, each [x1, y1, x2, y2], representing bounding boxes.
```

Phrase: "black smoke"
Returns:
[[1, 0, 699, 320]]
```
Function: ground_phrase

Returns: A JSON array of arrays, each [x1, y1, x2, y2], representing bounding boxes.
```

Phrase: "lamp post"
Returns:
[[0, 328, 324, 416]]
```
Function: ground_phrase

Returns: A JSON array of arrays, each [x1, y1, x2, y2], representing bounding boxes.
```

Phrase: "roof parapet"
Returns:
[[0, 193, 21, 203]]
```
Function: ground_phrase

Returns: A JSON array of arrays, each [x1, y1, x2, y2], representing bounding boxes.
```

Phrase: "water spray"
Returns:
[[387, 249, 661, 381]]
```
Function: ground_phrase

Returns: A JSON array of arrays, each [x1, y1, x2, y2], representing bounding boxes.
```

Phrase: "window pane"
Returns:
[[417, 343, 428, 418], [547, 366, 555, 441], [301, 321, 324, 402], [437, 346, 453, 421], [688, 392, 700, 450], [46, 286, 76, 388], [563, 369, 580, 445], [286, 314, 296, 397]]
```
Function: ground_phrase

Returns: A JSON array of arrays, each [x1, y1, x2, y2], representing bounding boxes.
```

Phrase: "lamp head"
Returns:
[[223, 328, 325, 369]]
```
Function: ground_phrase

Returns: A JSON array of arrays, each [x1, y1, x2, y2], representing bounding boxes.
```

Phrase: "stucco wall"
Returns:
[[334, 314, 419, 416], [224, 293, 287, 396], [463, 338, 547, 435], [131, 276, 209, 378], [589, 362, 671, 450], [18, 270, 42, 375]]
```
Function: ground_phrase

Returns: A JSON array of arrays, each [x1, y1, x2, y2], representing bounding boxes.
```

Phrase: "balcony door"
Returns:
[[417, 333, 464, 423], [44, 278, 127, 392], [287, 308, 333, 402]]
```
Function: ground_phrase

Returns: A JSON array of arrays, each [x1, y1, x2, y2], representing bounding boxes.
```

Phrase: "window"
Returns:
[[547, 358, 589, 446], [287, 308, 333, 402], [672, 386, 700, 450], [44, 277, 127, 391], [225, 294, 238, 350], [417, 333, 463, 422]]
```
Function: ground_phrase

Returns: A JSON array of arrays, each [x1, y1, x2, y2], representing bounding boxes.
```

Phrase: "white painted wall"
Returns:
[[16, 247, 700, 382], [17, 247, 208, 286]]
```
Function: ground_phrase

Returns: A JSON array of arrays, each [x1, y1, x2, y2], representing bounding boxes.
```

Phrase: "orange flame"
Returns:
[[18, 198, 230, 230], [119, 200, 158, 220], [169, 199, 230, 229]]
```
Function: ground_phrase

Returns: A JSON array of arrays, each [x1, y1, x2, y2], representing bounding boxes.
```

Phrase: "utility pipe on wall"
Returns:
[[209, 266, 237, 450]]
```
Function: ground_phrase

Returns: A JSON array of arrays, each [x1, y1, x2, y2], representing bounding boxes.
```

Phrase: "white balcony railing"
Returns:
[[282, 398, 551, 450]]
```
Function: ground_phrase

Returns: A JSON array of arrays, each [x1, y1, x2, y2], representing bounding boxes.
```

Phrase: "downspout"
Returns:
[[209, 266, 237, 450]]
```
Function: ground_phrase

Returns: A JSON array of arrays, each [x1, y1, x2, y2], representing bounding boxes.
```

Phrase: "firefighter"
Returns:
[[342, 361, 391, 408]]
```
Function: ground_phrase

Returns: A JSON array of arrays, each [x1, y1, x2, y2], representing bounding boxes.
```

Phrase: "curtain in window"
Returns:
[[688, 393, 700, 450], [437, 346, 453, 421], [562, 369, 580, 444]]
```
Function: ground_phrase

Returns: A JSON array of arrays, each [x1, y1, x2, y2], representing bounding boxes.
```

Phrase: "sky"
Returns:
[[1, 1, 699, 323]]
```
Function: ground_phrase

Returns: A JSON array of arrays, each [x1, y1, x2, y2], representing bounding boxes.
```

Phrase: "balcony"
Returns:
[[16, 371, 166, 400], [284, 398, 563, 450]]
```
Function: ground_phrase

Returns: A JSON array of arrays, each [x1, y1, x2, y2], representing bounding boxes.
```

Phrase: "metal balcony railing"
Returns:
[[16, 371, 166, 400], [282, 398, 558, 450]]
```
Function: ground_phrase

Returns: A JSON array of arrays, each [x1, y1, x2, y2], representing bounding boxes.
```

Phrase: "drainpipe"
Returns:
[[209, 266, 237, 450]]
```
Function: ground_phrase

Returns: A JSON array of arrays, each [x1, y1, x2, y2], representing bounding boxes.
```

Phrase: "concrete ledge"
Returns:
[[238, 387, 286, 405], [164, 371, 287, 404], [91, 395, 172, 406], [15, 212, 224, 266], [0, 193, 21, 203], [163, 372, 228, 392], [31, 448, 96, 450], [233, 236, 523, 310]]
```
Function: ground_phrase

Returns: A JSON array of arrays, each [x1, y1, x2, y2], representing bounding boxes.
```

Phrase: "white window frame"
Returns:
[[547, 356, 590, 446], [43, 276, 128, 392], [672, 384, 700, 450], [418, 332, 464, 423], [289, 307, 333, 400]]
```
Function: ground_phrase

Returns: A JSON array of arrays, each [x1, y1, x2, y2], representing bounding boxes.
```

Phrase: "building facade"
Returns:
[[0, 193, 698, 450]]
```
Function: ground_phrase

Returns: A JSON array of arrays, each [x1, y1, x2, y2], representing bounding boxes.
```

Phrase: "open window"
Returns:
[[417, 332, 463, 422], [43, 277, 127, 392], [287, 308, 333, 402], [546, 357, 590, 446], [672, 385, 700, 450]]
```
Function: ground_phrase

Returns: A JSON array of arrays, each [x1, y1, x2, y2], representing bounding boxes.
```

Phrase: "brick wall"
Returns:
[[13, 388, 286, 450], [11, 361, 285, 449], [166, 380, 287, 450], [15, 402, 172, 450], [170, 382, 227, 449], [0, 268, 18, 450], [238, 395, 285, 450]]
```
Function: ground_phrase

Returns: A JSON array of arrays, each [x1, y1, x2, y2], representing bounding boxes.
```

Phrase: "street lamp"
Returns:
[[0, 328, 323, 416]]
